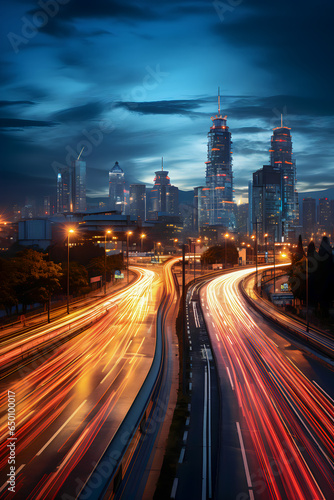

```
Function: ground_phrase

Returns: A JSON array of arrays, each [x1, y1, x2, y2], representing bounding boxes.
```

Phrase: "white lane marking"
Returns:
[[236, 422, 253, 489], [190, 372, 192, 378], [192, 301, 201, 328], [226, 367, 235, 390], [202, 366, 208, 500], [186, 417, 190, 426], [0, 464, 25, 493], [36, 400, 87, 456], [171, 478, 178, 498], [189, 382, 192, 391], [178, 447, 186, 463], [313, 380, 334, 404], [215, 333, 220, 342], [188, 403, 191, 411], [183, 431, 188, 443], [249, 490, 255, 500]]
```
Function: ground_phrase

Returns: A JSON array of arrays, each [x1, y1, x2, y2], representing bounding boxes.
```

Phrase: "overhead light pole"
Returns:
[[140, 233, 146, 253], [126, 231, 133, 284], [104, 229, 112, 294], [224, 232, 229, 268], [67, 229, 74, 314]]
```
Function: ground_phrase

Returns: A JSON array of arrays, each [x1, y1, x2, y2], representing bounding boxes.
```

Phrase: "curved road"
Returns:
[[201, 267, 334, 500], [0, 267, 162, 500]]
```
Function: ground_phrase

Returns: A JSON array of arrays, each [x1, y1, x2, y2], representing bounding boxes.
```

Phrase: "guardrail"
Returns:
[[77, 262, 176, 500], [240, 272, 334, 361]]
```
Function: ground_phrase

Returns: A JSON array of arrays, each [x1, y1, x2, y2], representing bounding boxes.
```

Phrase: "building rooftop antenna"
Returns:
[[161, 156, 163, 171], [281, 113, 283, 128], [218, 86, 221, 116], [77, 147, 85, 161]]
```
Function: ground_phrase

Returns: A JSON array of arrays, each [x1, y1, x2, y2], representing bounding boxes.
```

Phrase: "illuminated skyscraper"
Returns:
[[129, 184, 146, 221], [148, 159, 179, 219], [269, 117, 298, 239], [72, 159, 86, 212], [205, 90, 235, 229], [109, 161, 125, 213], [302, 197, 316, 238]]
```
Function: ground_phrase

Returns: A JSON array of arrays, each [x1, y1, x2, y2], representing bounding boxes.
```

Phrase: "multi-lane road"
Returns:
[[0, 267, 162, 499], [200, 267, 334, 500]]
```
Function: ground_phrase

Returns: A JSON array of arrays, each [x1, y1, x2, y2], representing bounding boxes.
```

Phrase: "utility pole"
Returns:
[[306, 251, 309, 332]]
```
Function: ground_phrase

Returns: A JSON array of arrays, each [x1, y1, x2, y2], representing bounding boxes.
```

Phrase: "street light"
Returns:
[[174, 238, 178, 253], [264, 233, 268, 263], [67, 228, 75, 314], [104, 230, 112, 294], [140, 233, 146, 253], [126, 231, 133, 284], [224, 233, 229, 268]]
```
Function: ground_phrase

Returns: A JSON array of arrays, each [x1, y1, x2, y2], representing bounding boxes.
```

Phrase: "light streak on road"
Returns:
[[203, 267, 334, 499], [0, 267, 162, 499]]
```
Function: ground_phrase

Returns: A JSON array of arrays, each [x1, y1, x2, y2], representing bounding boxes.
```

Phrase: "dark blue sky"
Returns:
[[1, 0, 333, 207]]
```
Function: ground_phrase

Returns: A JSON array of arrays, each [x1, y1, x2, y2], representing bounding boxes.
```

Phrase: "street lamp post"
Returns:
[[264, 233, 268, 263], [224, 233, 229, 268], [306, 251, 309, 332], [104, 230, 111, 294], [273, 229, 276, 293], [67, 229, 74, 314], [126, 231, 132, 284], [140, 233, 146, 253]]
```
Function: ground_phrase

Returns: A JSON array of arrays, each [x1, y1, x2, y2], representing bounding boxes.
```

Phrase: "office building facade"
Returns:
[[109, 161, 125, 213], [302, 197, 316, 238], [205, 94, 235, 229], [129, 184, 146, 221], [148, 161, 179, 219], [269, 121, 298, 239]]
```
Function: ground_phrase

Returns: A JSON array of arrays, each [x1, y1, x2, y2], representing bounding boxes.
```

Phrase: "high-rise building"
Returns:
[[302, 197, 316, 238], [205, 91, 235, 229], [318, 197, 331, 233], [56, 157, 86, 214], [194, 186, 210, 233], [269, 118, 298, 239], [236, 203, 249, 236], [129, 184, 146, 221], [252, 165, 282, 242], [56, 167, 73, 213], [148, 159, 179, 219], [109, 161, 125, 213], [73, 159, 86, 212]]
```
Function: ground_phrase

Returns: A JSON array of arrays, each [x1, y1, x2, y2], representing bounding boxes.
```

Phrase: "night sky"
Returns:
[[1, 0, 333, 208]]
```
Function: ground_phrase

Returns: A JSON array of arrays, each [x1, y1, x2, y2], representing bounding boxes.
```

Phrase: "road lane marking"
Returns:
[[226, 367, 235, 390], [236, 421, 253, 489], [186, 417, 190, 426], [183, 431, 188, 442], [171, 478, 178, 498], [36, 400, 87, 456], [178, 447, 185, 463]]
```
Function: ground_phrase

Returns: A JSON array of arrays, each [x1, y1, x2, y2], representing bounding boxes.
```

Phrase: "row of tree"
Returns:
[[0, 248, 124, 316], [288, 236, 334, 316]]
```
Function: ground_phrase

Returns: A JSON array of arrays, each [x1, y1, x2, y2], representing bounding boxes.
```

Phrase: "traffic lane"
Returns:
[[202, 270, 334, 500], [175, 283, 220, 500], [199, 288, 251, 500], [0, 268, 162, 500]]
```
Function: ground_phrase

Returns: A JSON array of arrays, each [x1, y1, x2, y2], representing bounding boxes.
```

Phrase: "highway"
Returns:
[[0, 267, 162, 500], [201, 267, 334, 499]]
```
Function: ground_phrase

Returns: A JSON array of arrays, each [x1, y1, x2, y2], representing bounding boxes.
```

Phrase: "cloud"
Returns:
[[51, 102, 105, 123], [116, 98, 206, 116], [0, 118, 56, 129], [0, 100, 35, 108]]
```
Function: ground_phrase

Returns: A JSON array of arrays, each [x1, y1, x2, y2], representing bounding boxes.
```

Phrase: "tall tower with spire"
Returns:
[[148, 158, 179, 219], [109, 161, 125, 213], [269, 116, 299, 239], [205, 88, 235, 229]]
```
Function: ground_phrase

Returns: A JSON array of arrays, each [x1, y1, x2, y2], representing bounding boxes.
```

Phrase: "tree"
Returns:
[[0, 258, 17, 315], [11, 250, 63, 312], [61, 261, 90, 296]]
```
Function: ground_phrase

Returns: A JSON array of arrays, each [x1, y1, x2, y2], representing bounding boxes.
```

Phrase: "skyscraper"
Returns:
[[269, 117, 298, 239], [205, 90, 235, 229], [56, 167, 73, 213], [148, 159, 179, 219], [129, 184, 146, 221], [73, 159, 86, 212], [318, 197, 331, 233], [252, 165, 282, 242], [302, 197, 316, 238], [109, 161, 125, 213]]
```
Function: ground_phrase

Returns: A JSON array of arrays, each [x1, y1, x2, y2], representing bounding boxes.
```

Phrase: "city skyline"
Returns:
[[1, 0, 334, 209]]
